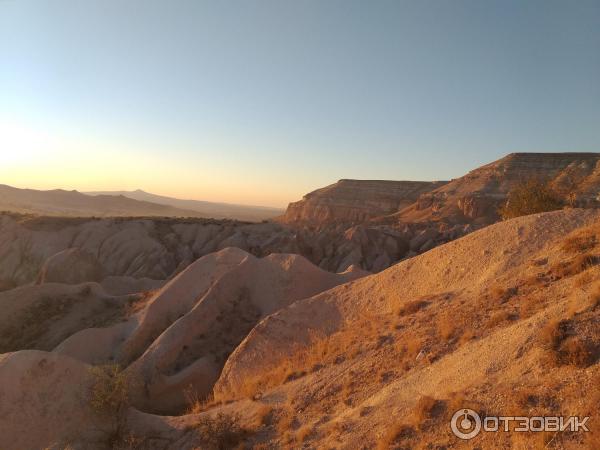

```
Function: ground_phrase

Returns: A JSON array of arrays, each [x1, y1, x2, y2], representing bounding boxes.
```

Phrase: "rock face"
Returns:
[[0, 351, 109, 450], [0, 213, 444, 281], [53, 248, 367, 415], [37, 248, 105, 285], [397, 152, 600, 224], [280, 179, 447, 225]]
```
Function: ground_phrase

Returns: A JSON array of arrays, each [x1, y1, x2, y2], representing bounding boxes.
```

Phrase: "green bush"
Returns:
[[499, 179, 564, 219]]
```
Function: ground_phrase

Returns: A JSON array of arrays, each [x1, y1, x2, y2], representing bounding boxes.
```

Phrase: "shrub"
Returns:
[[540, 319, 569, 351], [194, 412, 249, 450], [88, 364, 131, 417], [499, 180, 563, 220], [376, 423, 415, 450], [396, 299, 429, 316]]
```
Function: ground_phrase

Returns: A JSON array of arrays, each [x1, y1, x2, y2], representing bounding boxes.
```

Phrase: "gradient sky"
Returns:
[[1, 0, 599, 207]]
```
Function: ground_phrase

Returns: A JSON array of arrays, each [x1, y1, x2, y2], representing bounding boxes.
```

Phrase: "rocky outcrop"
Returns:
[[53, 248, 367, 414], [280, 179, 447, 225], [398, 152, 600, 224], [0, 213, 458, 282], [37, 248, 105, 285], [0, 351, 110, 450]]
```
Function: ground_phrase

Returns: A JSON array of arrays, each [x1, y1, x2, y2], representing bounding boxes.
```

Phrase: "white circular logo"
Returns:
[[451, 408, 482, 440]]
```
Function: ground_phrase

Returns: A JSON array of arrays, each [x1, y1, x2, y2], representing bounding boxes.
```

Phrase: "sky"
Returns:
[[1, 0, 599, 207]]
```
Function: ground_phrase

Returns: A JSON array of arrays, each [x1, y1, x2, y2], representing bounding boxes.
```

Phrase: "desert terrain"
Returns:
[[0, 153, 599, 449]]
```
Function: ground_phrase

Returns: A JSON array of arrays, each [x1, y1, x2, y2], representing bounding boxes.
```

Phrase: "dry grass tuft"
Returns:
[[489, 284, 518, 303], [193, 412, 249, 450], [562, 225, 599, 254], [540, 319, 569, 351], [396, 299, 429, 316], [486, 310, 517, 329], [437, 314, 456, 341], [550, 253, 600, 279], [555, 337, 596, 368], [376, 423, 415, 450]]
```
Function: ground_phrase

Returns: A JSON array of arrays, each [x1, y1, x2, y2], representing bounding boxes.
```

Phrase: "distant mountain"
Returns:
[[86, 189, 284, 222], [0, 184, 207, 218]]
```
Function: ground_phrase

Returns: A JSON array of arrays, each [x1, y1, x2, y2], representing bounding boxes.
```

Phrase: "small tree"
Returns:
[[499, 179, 563, 220]]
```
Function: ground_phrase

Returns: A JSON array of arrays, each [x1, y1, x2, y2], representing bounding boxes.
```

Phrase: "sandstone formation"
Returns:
[[279, 179, 447, 224], [282, 153, 600, 229], [1, 208, 598, 449], [396, 152, 600, 224], [37, 248, 105, 285], [53, 248, 366, 415], [0, 351, 109, 450], [0, 212, 436, 282]]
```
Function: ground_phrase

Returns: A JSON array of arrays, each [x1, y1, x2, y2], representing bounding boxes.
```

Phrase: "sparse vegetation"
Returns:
[[499, 179, 563, 219], [88, 364, 132, 417], [396, 299, 429, 316], [193, 413, 249, 450]]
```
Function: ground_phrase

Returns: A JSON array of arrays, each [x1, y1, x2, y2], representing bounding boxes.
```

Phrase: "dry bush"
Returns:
[[499, 179, 563, 220], [555, 337, 596, 368], [486, 310, 516, 329], [519, 295, 543, 319], [193, 413, 249, 450], [412, 395, 445, 430], [295, 424, 312, 443], [253, 403, 274, 428], [459, 329, 477, 344], [550, 253, 600, 279], [540, 319, 597, 367], [489, 284, 518, 303], [396, 299, 429, 316], [185, 388, 222, 415], [521, 273, 546, 289], [540, 319, 569, 351], [590, 282, 600, 309], [276, 402, 297, 435], [562, 225, 599, 254], [376, 423, 415, 450], [437, 314, 456, 341], [573, 270, 594, 288], [88, 364, 131, 417]]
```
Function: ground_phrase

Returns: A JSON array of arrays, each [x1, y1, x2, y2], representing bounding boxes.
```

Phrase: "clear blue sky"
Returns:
[[1, 0, 599, 207]]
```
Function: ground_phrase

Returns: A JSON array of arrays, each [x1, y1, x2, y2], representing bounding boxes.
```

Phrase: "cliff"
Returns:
[[280, 179, 447, 225], [396, 152, 600, 224]]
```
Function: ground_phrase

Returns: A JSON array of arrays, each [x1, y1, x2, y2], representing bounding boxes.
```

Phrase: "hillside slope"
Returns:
[[0, 209, 598, 449]]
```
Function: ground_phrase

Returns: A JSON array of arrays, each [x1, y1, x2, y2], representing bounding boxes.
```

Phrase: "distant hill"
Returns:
[[86, 189, 283, 222], [0, 184, 207, 218]]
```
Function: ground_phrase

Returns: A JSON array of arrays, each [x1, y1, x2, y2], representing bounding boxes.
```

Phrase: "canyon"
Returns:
[[0, 152, 599, 449]]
